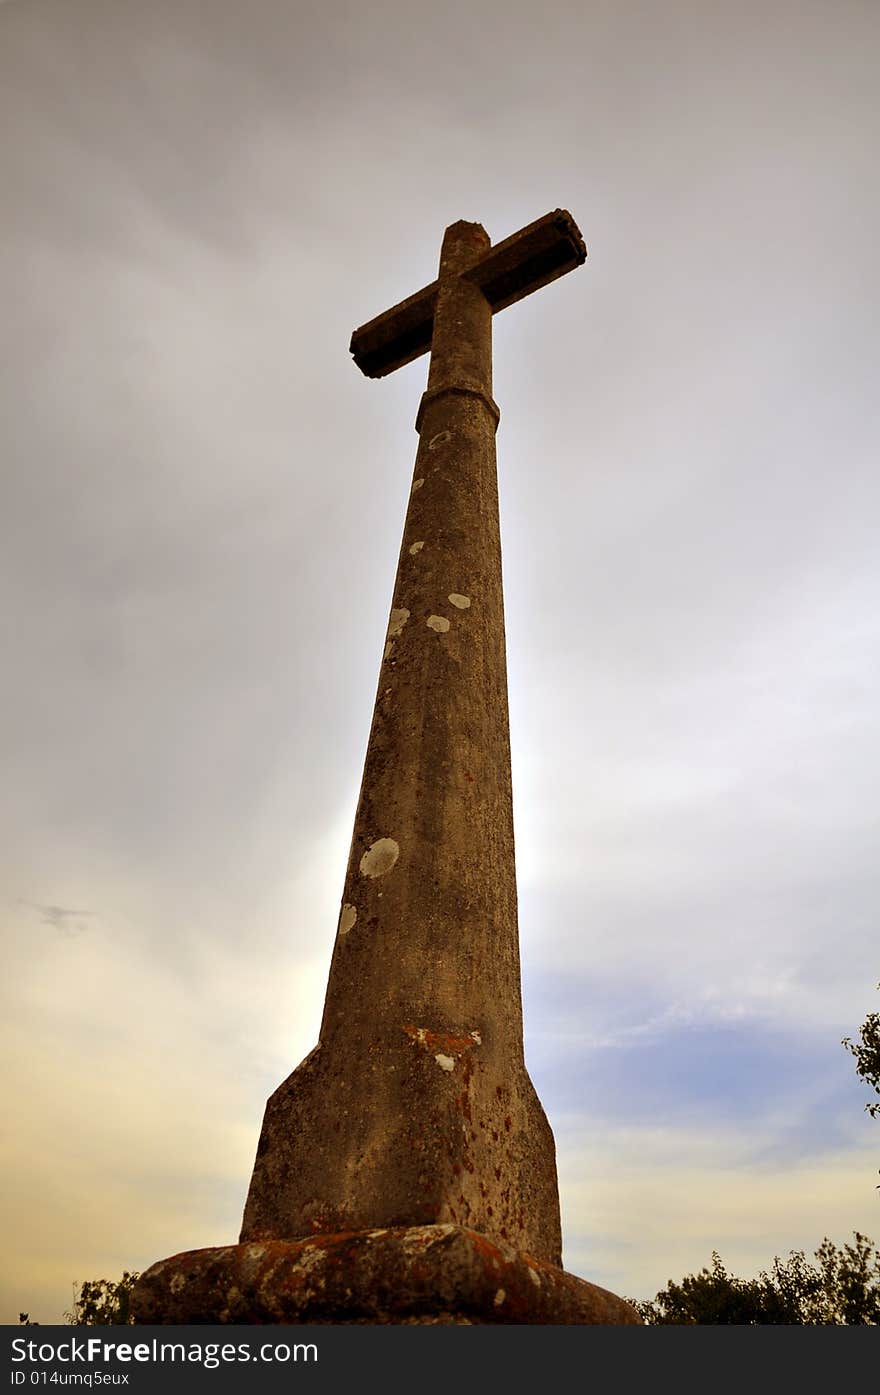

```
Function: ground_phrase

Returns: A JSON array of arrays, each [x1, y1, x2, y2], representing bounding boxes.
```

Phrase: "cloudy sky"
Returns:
[[2, 0, 877, 1322]]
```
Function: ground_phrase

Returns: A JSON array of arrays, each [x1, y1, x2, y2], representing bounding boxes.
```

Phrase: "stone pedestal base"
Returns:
[[132, 1224, 639, 1325]]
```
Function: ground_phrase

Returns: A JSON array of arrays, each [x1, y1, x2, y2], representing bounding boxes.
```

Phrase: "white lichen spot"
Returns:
[[448, 593, 471, 609], [387, 608, 409, 637], [409, 540, 425, 555], [427, 615, 450, 633], [428, 430, 451, 450], [470, 1030, 482, 1045], [435, 1053, 455, 1072], [403, 1225, 451, 1258], [383, 641, 394, 660], [170, 1273, 186, 1295], [359, 837, 400, 878], [297, 1244, 329, 1276], [494, 1288, 506, 1308], [411, 477, 425, 493], [528, 1266, 542, 1287], [338, 903, 357, 936]]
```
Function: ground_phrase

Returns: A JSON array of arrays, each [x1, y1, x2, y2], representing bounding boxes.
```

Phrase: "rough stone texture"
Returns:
[[240, 221, 562, 1265], [132, 1225, 641, 1326]]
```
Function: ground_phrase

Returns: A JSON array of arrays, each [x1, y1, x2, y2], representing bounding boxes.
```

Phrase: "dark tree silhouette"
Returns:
[[632, 1233, 879, 1324], [843, 983, 880, 1120], [65, 1273, 139, 1325]]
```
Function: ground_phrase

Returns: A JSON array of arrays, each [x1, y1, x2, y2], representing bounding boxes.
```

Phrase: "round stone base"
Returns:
[[131, 1224, 640, 1325]]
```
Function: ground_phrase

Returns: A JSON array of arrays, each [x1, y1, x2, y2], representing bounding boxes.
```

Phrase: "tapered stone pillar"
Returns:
[[132, 213, 640, 1325], [241, 222, 560, 1262]]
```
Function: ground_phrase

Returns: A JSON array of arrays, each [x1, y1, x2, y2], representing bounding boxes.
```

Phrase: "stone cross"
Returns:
[[132, 213, 639, 1324], [240, 213, 586, 1261]]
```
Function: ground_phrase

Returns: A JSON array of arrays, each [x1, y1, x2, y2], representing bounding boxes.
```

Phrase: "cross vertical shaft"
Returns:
[[240, 220, 562, 1262]]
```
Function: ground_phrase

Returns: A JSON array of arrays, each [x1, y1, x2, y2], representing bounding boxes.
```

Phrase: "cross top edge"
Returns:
[[440, 221, 491, 276], [444, 218, 489, 237]]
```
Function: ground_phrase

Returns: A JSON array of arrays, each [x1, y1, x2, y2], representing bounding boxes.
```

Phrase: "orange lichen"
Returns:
[[402, 1024, 480, 1054]]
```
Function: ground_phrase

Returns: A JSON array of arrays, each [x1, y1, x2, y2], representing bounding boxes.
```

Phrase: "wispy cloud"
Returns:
[[558, 1120, 879, 1300], [21, 901, 95, 935]]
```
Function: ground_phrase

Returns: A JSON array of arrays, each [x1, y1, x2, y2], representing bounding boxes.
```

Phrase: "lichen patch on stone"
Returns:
[[387, 608, 409, 637], [428, 430, 451, 450], [435, 1054, 455, 1072], [359, 838, 400, 878], [494, 1288, 506, 1307], [403, 1025, 482, 1057], [448, 593, 471, 609], [338, 903, 357, 936], [411, 478, 425, 493], [296, 1244, 330, 1276], [427, 615, 450, 633], [409, 540, 425, 555]]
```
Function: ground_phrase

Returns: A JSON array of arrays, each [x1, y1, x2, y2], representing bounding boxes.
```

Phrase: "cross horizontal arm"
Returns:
[[462, 207, 587, 314], [350, 280, 438, 381], [350, 209, 586, 379]]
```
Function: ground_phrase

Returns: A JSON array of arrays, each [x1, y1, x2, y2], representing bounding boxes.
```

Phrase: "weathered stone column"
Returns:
[[240, 222, 562, 1263]]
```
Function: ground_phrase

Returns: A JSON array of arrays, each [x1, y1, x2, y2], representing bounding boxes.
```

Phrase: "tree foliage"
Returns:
[[65, 1272, 139, 1325], [632, 1233, 880, 1324], [843, 983, 880, 1120]]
